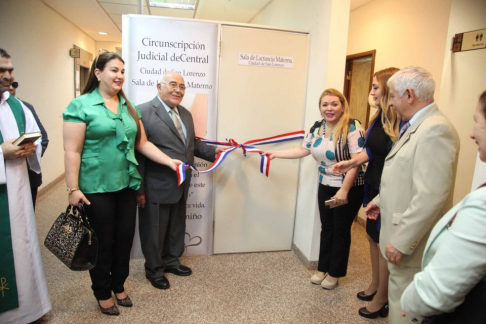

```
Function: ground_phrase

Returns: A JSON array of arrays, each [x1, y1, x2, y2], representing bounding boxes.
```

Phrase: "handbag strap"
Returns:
[[76, 203, 93, 229], [65, 204, 92, 228]]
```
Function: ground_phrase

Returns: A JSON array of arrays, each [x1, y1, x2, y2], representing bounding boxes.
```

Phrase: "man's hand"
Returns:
[[137, 193, 146, 209], [1, 140, 36, 160], [385, 242, 403, 265], [215, 147, 223, 158], [364, 201, 380, 220]]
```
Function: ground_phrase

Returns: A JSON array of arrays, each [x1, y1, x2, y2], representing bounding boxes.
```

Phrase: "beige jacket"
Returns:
[[374, 104, 460, 268]]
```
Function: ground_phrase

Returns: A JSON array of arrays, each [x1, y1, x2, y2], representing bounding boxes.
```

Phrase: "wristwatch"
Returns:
[[66, 187, 79, 194]]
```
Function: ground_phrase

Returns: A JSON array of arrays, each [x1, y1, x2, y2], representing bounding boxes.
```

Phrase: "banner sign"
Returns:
[[124, 15, 219, 256], [238, 52, 294, 68]]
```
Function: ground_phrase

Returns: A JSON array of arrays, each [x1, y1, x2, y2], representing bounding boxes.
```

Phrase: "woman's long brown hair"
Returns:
[[369, 67, 400, 142]]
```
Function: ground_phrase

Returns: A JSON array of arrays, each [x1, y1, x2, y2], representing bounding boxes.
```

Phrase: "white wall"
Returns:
[[347, 0, 452, 105], [348, 0, 486, 204], [439, 0, 486, 200], [251, 0, 351, 263], [0, 0, 96, 188], [96, 41, 122, 53]]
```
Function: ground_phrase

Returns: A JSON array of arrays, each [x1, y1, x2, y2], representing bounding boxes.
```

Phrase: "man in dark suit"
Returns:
[[137, 72, 217, 290], [9, 81, 48, 209]]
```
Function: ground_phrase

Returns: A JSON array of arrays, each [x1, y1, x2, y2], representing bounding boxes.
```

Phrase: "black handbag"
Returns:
[[44, 204, 98, 271]]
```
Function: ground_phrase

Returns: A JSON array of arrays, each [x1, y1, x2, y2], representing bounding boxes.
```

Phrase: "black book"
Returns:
[[13, 132, 42, 146]]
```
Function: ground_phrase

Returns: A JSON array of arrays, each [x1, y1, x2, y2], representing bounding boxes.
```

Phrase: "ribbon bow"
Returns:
[[176, 130, 305, 186]]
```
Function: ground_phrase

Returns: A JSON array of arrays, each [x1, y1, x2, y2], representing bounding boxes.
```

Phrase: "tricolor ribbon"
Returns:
[[176, 130, 305, 186]]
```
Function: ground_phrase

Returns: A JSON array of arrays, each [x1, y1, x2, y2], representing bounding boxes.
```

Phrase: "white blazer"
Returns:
[[400, 186, 486, 321]]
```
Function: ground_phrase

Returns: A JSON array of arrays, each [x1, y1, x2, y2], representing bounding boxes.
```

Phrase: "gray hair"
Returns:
[[158, 71, 182, 84], [158, 74, 167, 84], [387, 66, 435, 102]]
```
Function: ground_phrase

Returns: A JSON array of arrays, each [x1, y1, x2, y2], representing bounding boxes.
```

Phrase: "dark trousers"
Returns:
[[317, 184, 364, 277], [84, 187, 137, 300], [30, 186, 38, 211], [139, 194, 186, 278]]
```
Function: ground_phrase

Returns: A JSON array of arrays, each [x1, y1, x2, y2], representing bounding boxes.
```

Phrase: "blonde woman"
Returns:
[[334, 67, 400, 318], [266, 88, 365, 289]]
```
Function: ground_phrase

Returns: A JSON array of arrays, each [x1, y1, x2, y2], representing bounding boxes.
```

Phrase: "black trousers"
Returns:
[[317, 184, 364, 277], [30, 186, 38, 211], [139, 194, 186, 279], [84, 187, 137, 300]]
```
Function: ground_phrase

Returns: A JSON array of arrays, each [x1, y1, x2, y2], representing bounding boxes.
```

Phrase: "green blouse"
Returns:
[[62, 88, 142, 193]]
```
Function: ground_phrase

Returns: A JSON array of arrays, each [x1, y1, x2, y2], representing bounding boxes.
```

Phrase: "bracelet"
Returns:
[[66, 187, 79, 194]]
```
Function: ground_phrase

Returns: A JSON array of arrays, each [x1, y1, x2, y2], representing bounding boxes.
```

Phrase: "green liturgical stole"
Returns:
[[0, 96, 25, 313]]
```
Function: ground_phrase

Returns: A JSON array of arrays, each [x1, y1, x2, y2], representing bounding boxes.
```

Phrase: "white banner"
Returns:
[[124, 15, 218, 256], [238, 52, 294, 68]]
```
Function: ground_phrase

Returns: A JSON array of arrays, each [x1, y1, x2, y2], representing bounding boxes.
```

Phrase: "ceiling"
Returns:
[[41, 0, 374, 42]]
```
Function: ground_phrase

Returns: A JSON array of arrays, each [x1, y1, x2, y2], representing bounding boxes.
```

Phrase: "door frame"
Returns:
[[343, 50, 376, 128]]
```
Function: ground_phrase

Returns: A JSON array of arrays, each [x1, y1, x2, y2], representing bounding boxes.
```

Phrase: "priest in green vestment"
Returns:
[[0, 48, 51, 324]]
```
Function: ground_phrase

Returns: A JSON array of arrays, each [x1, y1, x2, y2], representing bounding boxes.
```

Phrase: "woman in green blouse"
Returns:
[[63, 52, 181, 316]]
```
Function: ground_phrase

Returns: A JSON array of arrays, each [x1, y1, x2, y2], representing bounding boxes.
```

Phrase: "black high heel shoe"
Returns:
[[357, 290, 377, 301], [358, 302, 389, 319], [116, 295, 133, 307], [97, 300, 120, 316]]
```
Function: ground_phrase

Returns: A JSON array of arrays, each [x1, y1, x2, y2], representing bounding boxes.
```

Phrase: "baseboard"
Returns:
[[292, 243, 318, 270], [38, 173, 64, 198]]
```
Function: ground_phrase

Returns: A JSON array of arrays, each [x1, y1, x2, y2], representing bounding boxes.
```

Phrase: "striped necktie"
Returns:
[[170, 108, 186, 145], [399, 122, 410, 140]]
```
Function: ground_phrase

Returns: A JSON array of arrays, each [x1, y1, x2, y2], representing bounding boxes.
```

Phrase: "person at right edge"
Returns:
[[400, 90, 486, 323], [365, 66, 460, 324]]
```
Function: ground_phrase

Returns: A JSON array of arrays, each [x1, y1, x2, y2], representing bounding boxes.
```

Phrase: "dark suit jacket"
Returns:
[[136, 96, 216, 204], [21, 99, 48, 188]]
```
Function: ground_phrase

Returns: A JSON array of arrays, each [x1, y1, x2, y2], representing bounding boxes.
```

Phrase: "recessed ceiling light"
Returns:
[[99, 32, 108, 35], [149, 0, 196, 10]]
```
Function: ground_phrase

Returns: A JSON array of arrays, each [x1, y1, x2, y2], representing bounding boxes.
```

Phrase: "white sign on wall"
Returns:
[[238, 52, 294, 68], [124, 15, 219, 256]]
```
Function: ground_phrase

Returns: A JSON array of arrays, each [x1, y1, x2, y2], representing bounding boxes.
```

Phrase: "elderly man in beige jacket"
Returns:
[[365, 66, 460, 323]]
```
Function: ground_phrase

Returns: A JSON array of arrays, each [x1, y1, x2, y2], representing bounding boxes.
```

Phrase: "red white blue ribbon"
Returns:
[[176, 130, 305, 186]]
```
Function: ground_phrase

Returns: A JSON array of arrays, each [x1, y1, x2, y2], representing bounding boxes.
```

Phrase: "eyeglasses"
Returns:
[[161, 82, 186, 91]]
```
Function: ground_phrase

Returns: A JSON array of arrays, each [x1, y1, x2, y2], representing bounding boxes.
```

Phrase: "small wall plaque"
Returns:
[[69, 48, 81, 58], [452, 28, 485, 53]]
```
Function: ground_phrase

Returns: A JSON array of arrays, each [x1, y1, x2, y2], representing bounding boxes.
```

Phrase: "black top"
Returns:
[[364, 115, 393, 191]]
